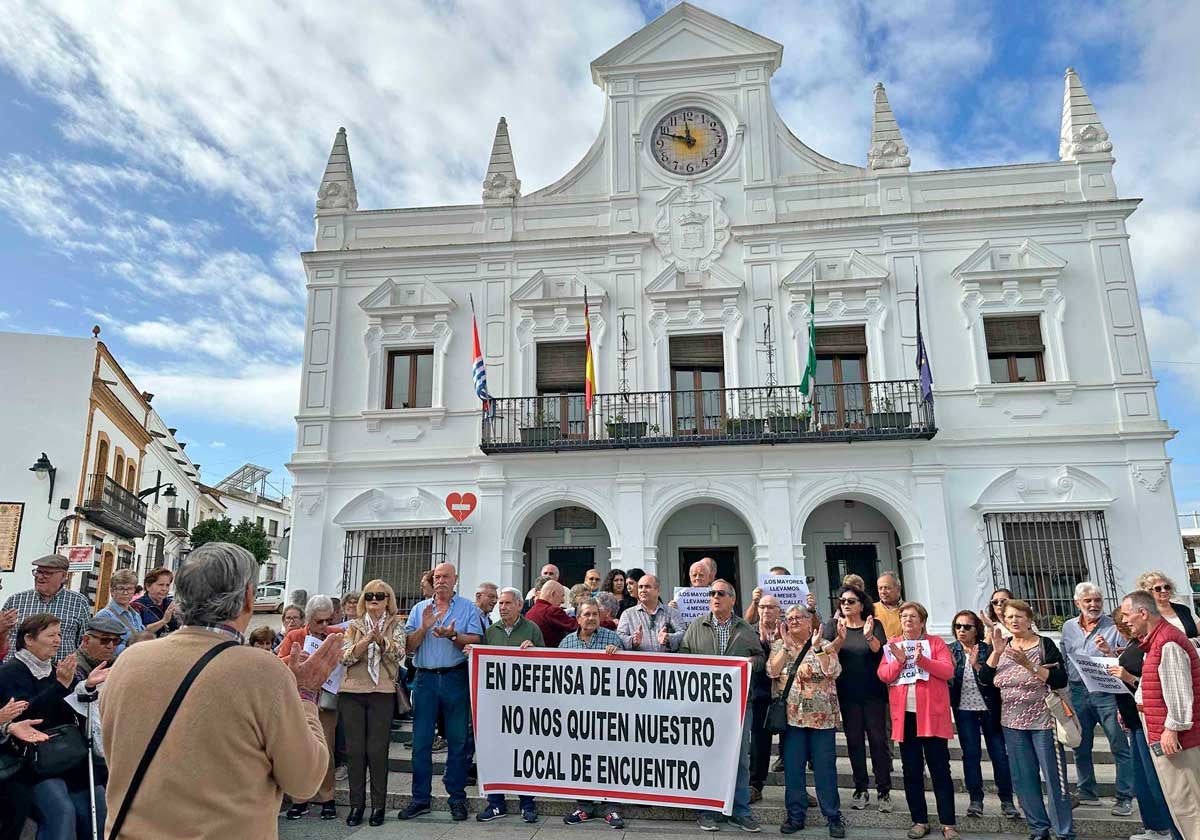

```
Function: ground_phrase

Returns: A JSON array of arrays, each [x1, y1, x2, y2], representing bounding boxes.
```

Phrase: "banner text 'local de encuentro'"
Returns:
[[470, 646, 750, 812]]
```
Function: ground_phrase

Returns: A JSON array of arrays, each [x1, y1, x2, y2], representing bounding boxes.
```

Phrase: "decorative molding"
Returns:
[[359, 277, 455, 413], [1130, 462, 1167, 493], [296, 492, 325, 517], [332, 487, 455, 529], [975, 382, 1077, 408], [512, 271, 609, 395], [970, 465, 1115, 513], [653, 182, 731, 273]]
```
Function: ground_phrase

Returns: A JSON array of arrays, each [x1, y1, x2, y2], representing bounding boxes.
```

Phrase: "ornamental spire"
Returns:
[[1059, 68, 1113, 161], [315, 126, 358, 212], [867, 82, 910, 171], [482, 116, 521, 202]]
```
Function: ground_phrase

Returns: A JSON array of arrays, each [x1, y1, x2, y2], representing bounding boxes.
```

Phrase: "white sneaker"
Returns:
[[1130, 832, 1172, 840], [335, 765, 348, 781]]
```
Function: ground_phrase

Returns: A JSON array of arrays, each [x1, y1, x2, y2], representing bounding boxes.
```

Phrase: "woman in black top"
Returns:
[[822, 585, 892, 812], [621, 567, 645, 615], [603, 569, 628, 618]]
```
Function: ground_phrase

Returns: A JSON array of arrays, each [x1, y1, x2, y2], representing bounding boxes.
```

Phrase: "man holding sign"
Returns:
[[680, 579, 764, 832]]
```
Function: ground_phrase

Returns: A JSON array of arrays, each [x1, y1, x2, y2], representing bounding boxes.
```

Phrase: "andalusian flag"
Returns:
[[799, 275, 817, 402], [584, 289, 597, 412]]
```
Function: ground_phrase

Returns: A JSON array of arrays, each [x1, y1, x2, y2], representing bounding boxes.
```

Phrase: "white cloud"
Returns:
[[127, 363, 302, 430], [209, 441, 226, 449]]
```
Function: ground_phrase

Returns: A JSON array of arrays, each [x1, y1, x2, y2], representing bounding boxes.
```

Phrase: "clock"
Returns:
[[651, 107, 728, 175]]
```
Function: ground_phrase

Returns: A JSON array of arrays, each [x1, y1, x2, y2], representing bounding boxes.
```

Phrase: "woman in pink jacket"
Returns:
[[877, 602, 960, 840]]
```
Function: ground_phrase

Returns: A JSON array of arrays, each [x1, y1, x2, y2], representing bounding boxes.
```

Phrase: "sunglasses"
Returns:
[[363, 592, 388, 602], [954, 623, 976, 632], [990, 599, 1009, 607], [89, 636, 120, 646], [311, 617, 333, 625], [709, 590, 733, 598], [1151, 584, 1173, 593], [840, 598, 860, 605]]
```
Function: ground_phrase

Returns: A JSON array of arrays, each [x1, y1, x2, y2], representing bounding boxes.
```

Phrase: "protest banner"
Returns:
[[470, 646, 750, 813], [673, 587, 711, 623], [1069, 654, 1131, 695], [758, 574, 809, 608], [882, 639, 931, 685], [304, 635, 345, 694]]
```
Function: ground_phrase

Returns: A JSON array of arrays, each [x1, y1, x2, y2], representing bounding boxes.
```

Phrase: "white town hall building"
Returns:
[[286, 4, 1185, 633]]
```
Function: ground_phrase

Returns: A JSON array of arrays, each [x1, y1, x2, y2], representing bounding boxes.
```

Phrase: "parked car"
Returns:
[[253, 584, 286, 613]]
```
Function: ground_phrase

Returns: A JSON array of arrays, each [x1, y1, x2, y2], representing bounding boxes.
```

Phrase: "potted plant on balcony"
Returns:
[[766, 406, 811, 435], [723, 413, 766, 437], [865, 396, 911, 431], [605, 413, 648, 440], [519, 407, 560, 446]]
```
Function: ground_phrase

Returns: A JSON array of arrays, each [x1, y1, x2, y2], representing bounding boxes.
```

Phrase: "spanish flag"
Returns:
[[584, 289, 597, 412]]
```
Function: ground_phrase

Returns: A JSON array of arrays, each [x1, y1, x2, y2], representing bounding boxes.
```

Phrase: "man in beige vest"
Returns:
[[101, 543, 343, 839]]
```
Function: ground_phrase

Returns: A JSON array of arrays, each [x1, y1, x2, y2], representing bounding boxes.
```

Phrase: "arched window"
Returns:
[[126, 461, 137, 491], [94, 437, 109, 478], [113, 452, 125, 485]]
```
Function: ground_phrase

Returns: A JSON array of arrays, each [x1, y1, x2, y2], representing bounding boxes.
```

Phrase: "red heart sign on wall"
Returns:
[[445, 492, 478, 522]]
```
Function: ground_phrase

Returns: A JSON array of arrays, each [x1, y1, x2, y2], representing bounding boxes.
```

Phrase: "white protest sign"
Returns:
[[304, 635, 345, 694], [673, 587, 711, 624], [1070, 654, 1131, 695], [758, 575, 809, 609], [883, 639, 931, 685], [470, 646, 750, 813]]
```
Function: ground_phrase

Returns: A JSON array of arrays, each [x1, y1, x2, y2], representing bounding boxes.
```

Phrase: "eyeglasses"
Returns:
[[839, 598, 860, 605], [785, 616, 808, 623], [1151, 584, 1173, 593], [954, 623, 976, 632], [88, 636, 120, 647], [33, 569, 63, 578], [112, 586, 136, 594], [363, 592, 388, 602], [709, 590, 733, 598], [990, 598, 1009, 607], [311, 617, 333, 625]]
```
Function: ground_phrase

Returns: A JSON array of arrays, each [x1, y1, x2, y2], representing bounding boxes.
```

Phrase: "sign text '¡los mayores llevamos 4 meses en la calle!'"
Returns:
[[482, 659, 736, 703]]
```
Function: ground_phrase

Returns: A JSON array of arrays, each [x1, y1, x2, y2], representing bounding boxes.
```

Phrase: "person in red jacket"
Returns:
[[1122, 589, 1200, 840], [877, 602, 959, 840], [524, 580, 577, 648]]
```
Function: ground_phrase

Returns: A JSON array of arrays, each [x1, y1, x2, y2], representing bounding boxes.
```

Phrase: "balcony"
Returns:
[[80, 474, 147, 539], [166, 507, 189, 535], [481, 380, 936, 454]]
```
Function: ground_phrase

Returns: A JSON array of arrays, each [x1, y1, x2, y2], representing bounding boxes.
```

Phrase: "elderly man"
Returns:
[[680, 579, 765, 832], [101, 542, 342, 839], [617, 574, 683, 652], [476, 582, 499, 630], [525, 580, 578, 648], [401, 562, 483, 822], [595, 592, 620, 630], [525, 564, 560, 600], [584, 569, 602, 595], [2, 554, 90, 663], [1059, 582, 1134, 815], [669, 559, 718, 612], [75, 615, 124, 682], [1122, 590, 1200, 839], [278, 595, 343, 821], [873, 572, 903, 639], [749, 594, 783, 802]]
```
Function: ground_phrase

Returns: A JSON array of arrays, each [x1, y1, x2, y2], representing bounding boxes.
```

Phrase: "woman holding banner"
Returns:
[[767, 606, 846, 837], [878, 602, 959, 840]]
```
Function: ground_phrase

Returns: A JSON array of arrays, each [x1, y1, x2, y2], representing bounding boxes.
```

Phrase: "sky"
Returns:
[[0, 1, 1198, 513]]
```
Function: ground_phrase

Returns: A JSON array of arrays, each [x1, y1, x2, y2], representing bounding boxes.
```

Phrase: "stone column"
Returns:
[[910, 467, 958, 635]]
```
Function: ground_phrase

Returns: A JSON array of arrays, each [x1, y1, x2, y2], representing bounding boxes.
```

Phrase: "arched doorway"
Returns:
[[519, 505, 612, 593], [655, 503, 757, 613], [802, 499, 905, 617]]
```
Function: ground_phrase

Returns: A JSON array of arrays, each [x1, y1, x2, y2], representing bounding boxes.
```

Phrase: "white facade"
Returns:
[[139, 409, 202, 572], [203, 466, 292, 582], [287, 4, 1186, 633]]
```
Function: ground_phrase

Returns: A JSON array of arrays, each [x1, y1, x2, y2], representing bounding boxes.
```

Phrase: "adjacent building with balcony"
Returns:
[[197, 465, 292, 582], [0, 330, 202, 606], [287, 4, 1186, 632]]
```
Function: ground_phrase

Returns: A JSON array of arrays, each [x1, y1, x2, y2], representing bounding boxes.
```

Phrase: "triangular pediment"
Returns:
[[952, 239, 1067, 283], [646, 261, 744, 300], [333, 487, 455, 529], [781, 250, 889, 292], [359, 277, 456, 315], [591, 3, 783, 84], [512, 269, 609, 308], [971, 466, 1114, 513]]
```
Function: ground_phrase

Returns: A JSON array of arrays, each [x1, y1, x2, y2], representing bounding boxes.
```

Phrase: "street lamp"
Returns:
[[137, 482, 178, 502], [29, 453, 56, 505]]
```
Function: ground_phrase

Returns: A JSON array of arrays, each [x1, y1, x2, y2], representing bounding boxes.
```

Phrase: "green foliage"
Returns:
[[189, 516, 271, 566]]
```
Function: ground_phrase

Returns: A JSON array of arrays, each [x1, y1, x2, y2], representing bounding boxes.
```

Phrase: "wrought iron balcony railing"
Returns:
[[166, 507, 189, 535], [80, 473, 148, 538], [481, 380, 935, 453]]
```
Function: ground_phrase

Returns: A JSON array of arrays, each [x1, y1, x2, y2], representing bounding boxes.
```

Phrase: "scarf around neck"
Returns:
[[15, 648, 52, 680]]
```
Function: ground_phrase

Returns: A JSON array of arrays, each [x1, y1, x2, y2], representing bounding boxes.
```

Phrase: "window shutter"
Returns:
[[669, 334, 725, 367], [536, 341, 587, 391], [814, 325, 867, 355], [984, 316, 1044, 353]]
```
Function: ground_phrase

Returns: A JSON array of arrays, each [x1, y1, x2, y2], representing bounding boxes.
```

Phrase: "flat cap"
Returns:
[[32, 554, 69, 570], [84, 615, 127, 636]]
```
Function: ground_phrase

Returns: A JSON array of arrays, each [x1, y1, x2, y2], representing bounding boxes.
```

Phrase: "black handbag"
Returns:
[[766, 639, 812, 734], [27, 722, 88, 778], [0, 739, 25, 781]]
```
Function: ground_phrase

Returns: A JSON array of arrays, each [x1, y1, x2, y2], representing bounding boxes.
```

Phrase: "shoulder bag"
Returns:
[[1039, 637, 1082, 748], [109, 640, 237, 839], [26, 721, 88, 778], [0, 733, 26, 781], [766, 639, 813, 734]]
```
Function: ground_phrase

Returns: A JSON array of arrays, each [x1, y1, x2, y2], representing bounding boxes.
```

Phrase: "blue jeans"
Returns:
[[488, 793, 535, 812], [954, 708, 1014, 803], [1069, 682, 1133, 801], [1129, 727, 1182, 839], [411, 667, 470, 805], [30, 778, 105, 840], [695, 711, 752, 818], [783, 726, 841, 824], [1003, 727, 1074, 840]]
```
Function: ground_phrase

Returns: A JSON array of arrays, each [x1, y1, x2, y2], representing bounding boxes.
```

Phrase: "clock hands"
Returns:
[[659, 126, 697, 147]]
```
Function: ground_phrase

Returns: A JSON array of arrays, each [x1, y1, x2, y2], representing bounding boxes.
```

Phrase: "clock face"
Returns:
[[651, 107, 728, 175]]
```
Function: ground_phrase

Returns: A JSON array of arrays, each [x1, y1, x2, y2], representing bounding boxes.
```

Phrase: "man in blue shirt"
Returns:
[[398, 563, 483, 822], [1059, 581, 1134, 815]]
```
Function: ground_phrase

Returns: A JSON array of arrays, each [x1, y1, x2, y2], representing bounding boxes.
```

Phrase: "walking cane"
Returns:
[[78, 686, 101, 840]]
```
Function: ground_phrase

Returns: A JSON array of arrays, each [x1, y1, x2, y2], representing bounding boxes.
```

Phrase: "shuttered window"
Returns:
[[669, 334, 724, 368], [814, 325, 867, 355], [536, 341, 586, 391], [984, 316, 1045, 383]]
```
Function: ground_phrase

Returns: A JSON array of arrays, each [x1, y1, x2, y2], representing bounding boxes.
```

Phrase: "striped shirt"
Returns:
[[559, 627, 624, 650], [2, 587, 92, 663]]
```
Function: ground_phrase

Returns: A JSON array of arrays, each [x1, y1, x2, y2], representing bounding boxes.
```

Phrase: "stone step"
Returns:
[[332, 771, 1140, 838]]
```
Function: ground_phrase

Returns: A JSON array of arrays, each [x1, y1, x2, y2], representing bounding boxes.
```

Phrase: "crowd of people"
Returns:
[[0, 548, 1197, 840]]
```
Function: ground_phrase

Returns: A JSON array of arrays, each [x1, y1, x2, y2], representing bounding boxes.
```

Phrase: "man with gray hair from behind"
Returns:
[[100, 542, 344, 840]]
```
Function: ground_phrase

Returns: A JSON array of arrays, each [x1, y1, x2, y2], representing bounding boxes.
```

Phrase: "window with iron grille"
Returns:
[[343, 528, 447, 615], [984, 316, 1045, 383], [983, 511, 1116, 630]]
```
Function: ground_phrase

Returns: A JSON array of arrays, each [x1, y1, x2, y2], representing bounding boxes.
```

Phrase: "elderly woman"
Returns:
[[948, 610, 1017, 819], [0, 613, 108, 840], [878, 602, 958, 840], [821, 584, 891, 812], [341, 591, 361, 622], [96, 569, 175, 654], [1136, 570, 1198, 643], [979, 599, 1074, 840], [132, 567, 180, 638], [340, 581, 405, 827], [275, 605, 304, 651], [768, 605, 846, 837], [279, 595, 341, 822]]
